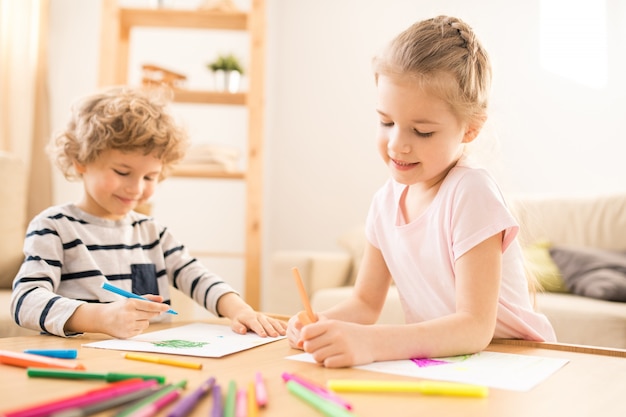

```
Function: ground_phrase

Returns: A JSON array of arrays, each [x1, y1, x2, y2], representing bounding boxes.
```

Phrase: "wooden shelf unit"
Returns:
[[171, 89, 246, 105], [98, 0, 266, 309]]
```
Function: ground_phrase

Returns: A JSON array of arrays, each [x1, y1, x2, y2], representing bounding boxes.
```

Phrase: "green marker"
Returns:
[[224, 380, 237, 417], [27, 368, 166, 384], [286, 380, 356, 417]]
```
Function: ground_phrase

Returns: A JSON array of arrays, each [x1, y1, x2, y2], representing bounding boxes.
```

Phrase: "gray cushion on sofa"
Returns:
[[549, 246, 626, 302]]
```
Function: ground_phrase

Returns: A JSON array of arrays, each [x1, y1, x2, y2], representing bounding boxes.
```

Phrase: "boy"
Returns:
[[11, 87, 286, 339]]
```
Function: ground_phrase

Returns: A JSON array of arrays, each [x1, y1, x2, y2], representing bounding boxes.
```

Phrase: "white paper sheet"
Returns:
[[83, 323, 285, 358], [287, 351, 569, 391]]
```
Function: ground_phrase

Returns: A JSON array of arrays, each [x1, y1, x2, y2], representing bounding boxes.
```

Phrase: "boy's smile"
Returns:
[[74, 149, 162, 220]]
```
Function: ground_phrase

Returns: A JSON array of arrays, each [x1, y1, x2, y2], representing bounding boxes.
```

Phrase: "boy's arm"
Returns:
[[10, 217, 77, 337]]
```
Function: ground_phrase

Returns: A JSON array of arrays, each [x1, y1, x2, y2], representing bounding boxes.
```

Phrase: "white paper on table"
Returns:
[[83, 323, 285, 358], [286, 350, 569, 391]]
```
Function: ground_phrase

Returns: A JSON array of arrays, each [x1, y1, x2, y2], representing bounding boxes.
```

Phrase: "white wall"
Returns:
[[48, 0, 626, 310]]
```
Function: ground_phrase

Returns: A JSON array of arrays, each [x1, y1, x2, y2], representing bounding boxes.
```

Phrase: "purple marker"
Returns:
[[167, 376, 215, 417], [210, 384, 223, 417]]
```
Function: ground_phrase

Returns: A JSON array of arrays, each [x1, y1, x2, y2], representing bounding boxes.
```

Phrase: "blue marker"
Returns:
[[23, 349, 78, 359], [101, 282, 178, 315]]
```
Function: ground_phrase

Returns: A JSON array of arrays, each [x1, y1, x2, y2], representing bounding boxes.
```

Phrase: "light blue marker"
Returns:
[[101, 282, 178, 315], [24, 349, 78, 359]]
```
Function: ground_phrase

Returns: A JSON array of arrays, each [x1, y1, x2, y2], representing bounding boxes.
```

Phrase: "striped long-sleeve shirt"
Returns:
[[10, 203, 237, 336]]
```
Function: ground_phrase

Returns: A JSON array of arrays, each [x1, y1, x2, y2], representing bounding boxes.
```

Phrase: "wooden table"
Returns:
[[1, 319, 625, 417]]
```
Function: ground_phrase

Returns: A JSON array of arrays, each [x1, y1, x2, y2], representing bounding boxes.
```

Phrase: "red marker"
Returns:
[[1, 379, 158, 417]]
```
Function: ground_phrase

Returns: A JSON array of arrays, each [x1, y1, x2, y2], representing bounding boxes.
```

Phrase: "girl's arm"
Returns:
[[287, 242, 391, 348], [298, 232, 503, 367], [319, 241, 393, 324]]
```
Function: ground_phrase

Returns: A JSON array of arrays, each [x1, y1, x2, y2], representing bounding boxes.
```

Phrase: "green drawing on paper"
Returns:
[[151, 339, 209, 349], [83, 323, 286, 359]]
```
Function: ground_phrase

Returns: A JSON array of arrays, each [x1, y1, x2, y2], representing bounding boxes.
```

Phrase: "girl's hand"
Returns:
[[230, 309, 287, 338], [66, 294, 169, 339], [286, 314, 303, 349], [286, 311, 321, 349], [299, 320, 375, 368]]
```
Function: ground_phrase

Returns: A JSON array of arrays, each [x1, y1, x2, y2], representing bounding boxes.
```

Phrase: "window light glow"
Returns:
[[540, 0, 607, 88]]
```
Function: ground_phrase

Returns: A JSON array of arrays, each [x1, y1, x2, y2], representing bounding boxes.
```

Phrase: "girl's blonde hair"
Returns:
[[48, 86, 188, 181], [372, 15, 492, 125]]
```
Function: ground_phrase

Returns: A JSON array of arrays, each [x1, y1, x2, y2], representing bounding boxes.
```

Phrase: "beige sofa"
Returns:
[[270, 193, 626, 350], [0, 152, 37, 337], [0, 152, 214, 338]]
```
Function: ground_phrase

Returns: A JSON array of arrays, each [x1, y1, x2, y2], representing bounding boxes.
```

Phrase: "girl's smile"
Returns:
[[376, 74, 472, 190], [390, 158, 420, 170]]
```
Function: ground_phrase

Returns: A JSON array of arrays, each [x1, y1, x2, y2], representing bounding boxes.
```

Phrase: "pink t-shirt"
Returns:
[[366, 160, 556, 342]]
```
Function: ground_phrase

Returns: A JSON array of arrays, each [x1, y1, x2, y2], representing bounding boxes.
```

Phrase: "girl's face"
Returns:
[[376, 74, 478, 189], [74, 149, 162, 220]]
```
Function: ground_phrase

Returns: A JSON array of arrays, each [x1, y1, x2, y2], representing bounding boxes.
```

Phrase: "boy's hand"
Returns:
[[230, 309, 287, 338], [65, 294, 169, 339], [217, 292, 287, 337]]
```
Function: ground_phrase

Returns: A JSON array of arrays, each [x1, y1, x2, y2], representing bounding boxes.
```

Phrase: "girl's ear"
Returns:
[[462, 115, 487, 144]]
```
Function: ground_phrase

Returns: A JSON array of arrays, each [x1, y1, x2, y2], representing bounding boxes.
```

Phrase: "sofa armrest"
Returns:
[[266, 250, 352, 315]]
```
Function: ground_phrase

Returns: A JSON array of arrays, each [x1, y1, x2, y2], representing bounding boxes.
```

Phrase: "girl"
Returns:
[[287, 15, 555, 368]]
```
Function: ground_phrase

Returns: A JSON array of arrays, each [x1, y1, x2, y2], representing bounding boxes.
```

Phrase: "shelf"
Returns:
[[170, 165, 245, 179], [99, 0, 266, 310], [171, 88, 246, 105], [120, 8, 247, 31]]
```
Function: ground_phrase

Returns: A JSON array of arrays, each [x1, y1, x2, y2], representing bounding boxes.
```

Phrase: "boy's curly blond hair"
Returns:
[[48, 86, 189, 181]]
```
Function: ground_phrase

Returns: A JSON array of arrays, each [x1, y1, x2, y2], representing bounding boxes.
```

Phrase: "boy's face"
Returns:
[[74, 149, 162, 220], [375, 74, 478, 188]]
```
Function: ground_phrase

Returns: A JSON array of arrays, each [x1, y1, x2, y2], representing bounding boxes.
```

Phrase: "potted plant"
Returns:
[[208, 53, 244, 93]]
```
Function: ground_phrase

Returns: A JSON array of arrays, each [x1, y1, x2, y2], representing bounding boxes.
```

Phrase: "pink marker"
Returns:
[[254, 372, 268, 407], [235, 389, 247, 417], [3, 379, 159, 417], [131, 390, 181, 417], [281, 372, 352, 410]]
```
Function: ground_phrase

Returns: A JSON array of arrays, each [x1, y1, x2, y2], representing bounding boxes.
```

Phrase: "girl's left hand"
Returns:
[[300, 319, 375, 368], [286, 314, 304, 349]]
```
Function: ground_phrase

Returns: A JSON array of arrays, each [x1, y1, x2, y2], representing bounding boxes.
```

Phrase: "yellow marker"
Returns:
[[327, 379, 489, 398], [248, 381, 258, 417], [124, 352, 203, 370]]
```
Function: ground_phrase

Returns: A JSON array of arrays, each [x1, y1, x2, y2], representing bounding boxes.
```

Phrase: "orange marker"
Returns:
[[291, 267, 317, 324], [0, 349, 86, 370]]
